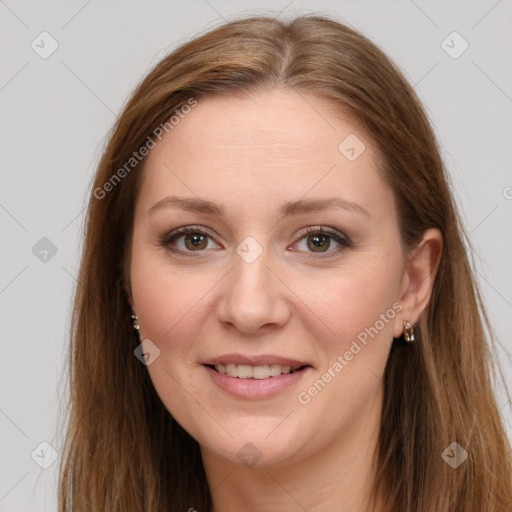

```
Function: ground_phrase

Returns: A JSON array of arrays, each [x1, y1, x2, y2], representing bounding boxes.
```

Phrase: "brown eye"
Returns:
[[291, 227, 351, 258], [161, 226, 222, 256], [184, 233, 208, 251], [307, 234, 331, 252]]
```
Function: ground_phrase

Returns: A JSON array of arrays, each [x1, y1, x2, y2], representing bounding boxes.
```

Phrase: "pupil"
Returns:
[[309, 234, 329, 252], [186, 233, 206, 250]]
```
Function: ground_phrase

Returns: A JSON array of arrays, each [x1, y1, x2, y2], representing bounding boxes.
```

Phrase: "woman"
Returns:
[[59, 14, 512, 512]]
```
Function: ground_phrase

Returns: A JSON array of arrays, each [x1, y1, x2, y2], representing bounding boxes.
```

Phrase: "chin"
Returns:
[[195, 417, 312, 469]]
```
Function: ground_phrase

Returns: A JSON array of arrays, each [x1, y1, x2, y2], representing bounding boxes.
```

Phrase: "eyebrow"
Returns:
[[281, 197, 370, 218], [148, 195, 370, 218]]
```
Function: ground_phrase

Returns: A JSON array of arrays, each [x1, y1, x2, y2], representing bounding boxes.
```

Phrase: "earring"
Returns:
[[131, 314, 141, 341], [403, 320, 415, 343]]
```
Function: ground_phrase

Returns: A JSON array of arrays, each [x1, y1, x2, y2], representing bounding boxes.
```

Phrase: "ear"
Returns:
[[392, 228, 443, 338]]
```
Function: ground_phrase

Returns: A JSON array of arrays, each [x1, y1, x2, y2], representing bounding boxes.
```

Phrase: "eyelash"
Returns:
[[159, 225, 352, 259]]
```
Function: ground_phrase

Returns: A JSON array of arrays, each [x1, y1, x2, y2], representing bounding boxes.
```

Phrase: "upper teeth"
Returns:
[[214, 363, 302, 379]]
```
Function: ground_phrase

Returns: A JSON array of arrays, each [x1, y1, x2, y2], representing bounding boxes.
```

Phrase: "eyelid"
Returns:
[[160, 225, 222, 257], [289, 225, 352, 259], [293, 225, 351, 244], [160, 225, 218, 246], [160, 224, 351, 258]]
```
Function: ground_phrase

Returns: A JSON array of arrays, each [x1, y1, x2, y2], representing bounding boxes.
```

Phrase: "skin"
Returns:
[[125, 89, 442, 512]]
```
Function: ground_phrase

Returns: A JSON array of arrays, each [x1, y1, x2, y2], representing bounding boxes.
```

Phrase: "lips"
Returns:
[[202, 360, 312, 399]]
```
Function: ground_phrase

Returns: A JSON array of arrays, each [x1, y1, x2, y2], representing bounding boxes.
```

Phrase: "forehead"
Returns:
[[151, 89, 369, 163], [136, 89, 392, 218]]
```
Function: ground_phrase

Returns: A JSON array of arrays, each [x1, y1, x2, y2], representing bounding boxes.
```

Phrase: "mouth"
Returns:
[[201, 355, 313, 399], [204, 363, 310, 379]]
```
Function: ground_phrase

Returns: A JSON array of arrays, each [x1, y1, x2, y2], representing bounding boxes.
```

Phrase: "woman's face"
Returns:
[[127, 89, 410, 467]]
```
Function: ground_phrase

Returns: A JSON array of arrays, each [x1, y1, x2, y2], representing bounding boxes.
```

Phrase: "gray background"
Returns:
[[1, 0, 511, 509]]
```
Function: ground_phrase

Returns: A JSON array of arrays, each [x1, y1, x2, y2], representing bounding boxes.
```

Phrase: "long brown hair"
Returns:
[[59, 14, 512, 511]]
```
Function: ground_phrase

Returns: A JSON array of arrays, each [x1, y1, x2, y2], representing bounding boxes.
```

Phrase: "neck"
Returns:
[[201, 389, 385, 512]]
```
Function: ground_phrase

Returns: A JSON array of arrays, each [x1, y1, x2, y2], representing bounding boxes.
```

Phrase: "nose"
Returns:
[[215, 248, 291, 334]]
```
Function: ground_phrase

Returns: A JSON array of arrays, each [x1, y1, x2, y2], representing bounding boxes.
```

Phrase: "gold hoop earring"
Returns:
[[403, 320, 415, 343]]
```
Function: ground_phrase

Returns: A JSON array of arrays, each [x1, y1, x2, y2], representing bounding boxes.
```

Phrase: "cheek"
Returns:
[[129, 254, 219, 439], [130, 251, 214, 356], [291, 254, 403, 419], [292, 268, 400, 437], [301, 259, 402, 351]]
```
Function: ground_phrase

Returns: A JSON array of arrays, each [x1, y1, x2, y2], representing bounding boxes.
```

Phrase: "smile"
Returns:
[[202, 363, 311, 400], [209, 363, 306, 379]]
